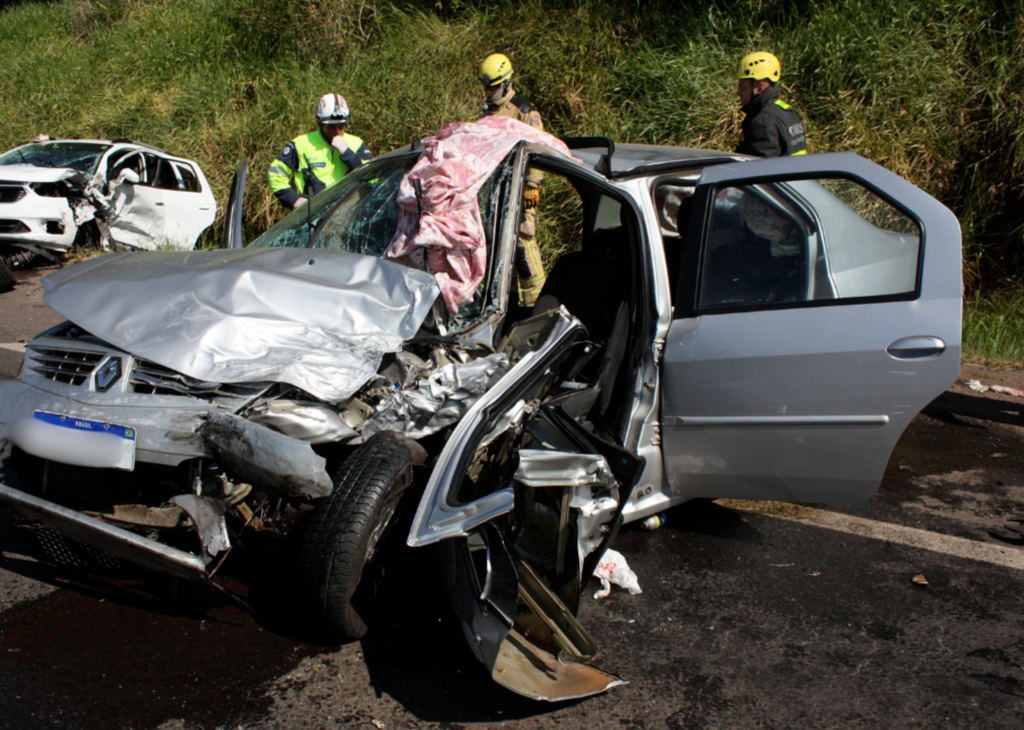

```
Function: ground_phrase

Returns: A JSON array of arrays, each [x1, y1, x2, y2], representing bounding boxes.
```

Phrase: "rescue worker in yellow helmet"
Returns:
[[734, 52, 807, 158], [479, 53, 547, 307], [268, 93, 374, 210]]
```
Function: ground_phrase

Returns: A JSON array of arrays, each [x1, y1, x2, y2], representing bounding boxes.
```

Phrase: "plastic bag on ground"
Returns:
[[593, 548, 642, 599]]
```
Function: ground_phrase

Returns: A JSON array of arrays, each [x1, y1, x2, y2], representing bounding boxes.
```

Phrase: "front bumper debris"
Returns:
[[0, 482, 210, 581]]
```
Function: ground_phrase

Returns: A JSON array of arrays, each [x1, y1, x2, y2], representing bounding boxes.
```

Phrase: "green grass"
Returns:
[[1, 0, 1023, 365], [963, 287, 1024, 367]]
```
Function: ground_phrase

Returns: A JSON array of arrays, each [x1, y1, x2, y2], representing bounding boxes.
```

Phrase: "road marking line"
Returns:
[[0, 343, 25, 353], [718, 500, 1024, 572]]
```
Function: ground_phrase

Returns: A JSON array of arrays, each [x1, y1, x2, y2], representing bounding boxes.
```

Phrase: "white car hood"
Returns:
[[42, 248, 441, 403], [0, 164, 90, 185]]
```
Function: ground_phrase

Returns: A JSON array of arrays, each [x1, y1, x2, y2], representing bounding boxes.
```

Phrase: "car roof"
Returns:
[[378, 139, 749, 179], [567, 142, 747, 178], [32, 138, 175, 156]]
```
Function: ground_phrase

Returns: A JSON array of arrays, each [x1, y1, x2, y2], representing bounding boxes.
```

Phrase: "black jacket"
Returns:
[[736, 86, 807, 158]]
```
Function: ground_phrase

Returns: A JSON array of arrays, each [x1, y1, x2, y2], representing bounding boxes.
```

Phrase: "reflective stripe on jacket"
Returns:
[[268, 129, 373, 208]]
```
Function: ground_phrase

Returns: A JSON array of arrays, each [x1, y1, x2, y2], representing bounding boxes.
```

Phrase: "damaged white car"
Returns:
[[0, 118, 962, 701], [0, 138, 217, 267]]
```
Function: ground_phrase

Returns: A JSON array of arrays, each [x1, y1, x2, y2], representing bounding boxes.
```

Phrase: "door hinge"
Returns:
[[653, 338, 665, 363]]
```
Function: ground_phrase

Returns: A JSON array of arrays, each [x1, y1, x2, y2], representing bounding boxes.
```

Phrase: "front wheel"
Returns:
[[297, 431, 427, 641]]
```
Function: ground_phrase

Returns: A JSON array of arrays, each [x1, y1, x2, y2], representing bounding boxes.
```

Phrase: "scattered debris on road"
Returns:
[[965, 379, 1024, 397], [593, 548, 642, 599]]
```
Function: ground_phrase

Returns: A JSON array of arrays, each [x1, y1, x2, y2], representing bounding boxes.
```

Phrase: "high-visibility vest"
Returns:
[[268, 130, 369, 199]]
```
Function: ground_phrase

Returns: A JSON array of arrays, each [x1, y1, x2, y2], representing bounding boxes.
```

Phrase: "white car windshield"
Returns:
[[0, 142, 111, 174]]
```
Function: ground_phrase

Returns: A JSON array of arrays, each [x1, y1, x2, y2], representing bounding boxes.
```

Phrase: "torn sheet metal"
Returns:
[[41, 248, 441, 404], [491, 628, 627, 701], [514, 450, 617, 489], [168, 494, 231, 558], [361, 352, 510, 440], [0, 483, 210, 581], [200, 410, 333, 499], [0, 165, 89, 186], [85, 504, 184, 529], [384, 116, 574, 314], [407, 310, 586, 548], [246, 400, 359, 444]]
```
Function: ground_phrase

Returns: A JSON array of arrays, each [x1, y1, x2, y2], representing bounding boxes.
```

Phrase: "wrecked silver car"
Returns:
[[0, 138, 217, 268], [0, 121, 962, 700]]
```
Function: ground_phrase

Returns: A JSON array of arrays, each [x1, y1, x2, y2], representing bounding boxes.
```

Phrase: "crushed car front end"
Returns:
[[0, 166, 86, 256], [0, 132, 646, 701]]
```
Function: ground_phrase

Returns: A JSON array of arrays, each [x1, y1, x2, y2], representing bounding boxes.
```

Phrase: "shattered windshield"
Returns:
[[248, 154, 419, 254], [0, 142, 110, 173]]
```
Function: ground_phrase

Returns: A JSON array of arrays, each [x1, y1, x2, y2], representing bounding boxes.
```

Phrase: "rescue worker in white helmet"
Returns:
[[734, 52, 807, 158], [479, 53, 547, 307], [268, 93, 374, 210]]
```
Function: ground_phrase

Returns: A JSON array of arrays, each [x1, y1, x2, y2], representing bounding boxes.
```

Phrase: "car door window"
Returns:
[[698, 177, 921, 312], [652, 181, 696, 305], [141, 153, 162, 186], [153, 159, 181, 190], [174, 162, 201, 192], [109, 151, 144, 182], [793, 178, 921, 299]]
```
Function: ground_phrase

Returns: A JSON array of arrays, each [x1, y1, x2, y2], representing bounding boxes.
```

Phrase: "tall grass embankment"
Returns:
[[0, 0, 1021, 362]]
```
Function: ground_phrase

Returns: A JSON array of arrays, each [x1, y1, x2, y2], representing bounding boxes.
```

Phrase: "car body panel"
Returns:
[[39, 248, 441, 404], [659, 152, 962, 503], [162, 162, 217, 248], [107, 175, 167, 248]]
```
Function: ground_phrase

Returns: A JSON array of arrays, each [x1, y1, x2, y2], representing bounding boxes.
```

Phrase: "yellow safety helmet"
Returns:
[[479, 53, 514, 87], [736, 52, 781, 82]]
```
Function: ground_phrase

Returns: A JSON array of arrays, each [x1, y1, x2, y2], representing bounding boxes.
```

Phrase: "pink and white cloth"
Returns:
[[383, 115, 574, 314]]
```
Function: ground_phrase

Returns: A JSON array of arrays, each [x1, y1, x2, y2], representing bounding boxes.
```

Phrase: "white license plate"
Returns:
[[21, 411, 138, 471]]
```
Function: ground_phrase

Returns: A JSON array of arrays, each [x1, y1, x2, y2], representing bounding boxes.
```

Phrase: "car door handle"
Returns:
[[887, 336, 946, 359], [155, 202, 164, 206]]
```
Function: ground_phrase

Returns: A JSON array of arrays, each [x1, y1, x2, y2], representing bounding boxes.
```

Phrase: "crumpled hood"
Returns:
[[0, 165, 89, 185], [42, 248, 441, 403]]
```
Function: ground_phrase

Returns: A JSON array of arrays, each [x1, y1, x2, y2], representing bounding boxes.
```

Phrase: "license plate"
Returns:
[[29, 411, 138, 470]]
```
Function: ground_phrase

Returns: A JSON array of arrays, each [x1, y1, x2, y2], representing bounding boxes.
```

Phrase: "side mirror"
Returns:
[[118, 169, 140, 185]]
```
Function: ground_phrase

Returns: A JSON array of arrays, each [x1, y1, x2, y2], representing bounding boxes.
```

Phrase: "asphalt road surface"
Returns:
[[1, 267, 1022, 730]]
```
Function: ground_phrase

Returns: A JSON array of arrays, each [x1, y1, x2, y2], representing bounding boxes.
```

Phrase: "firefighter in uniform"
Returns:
[[479, 53, 547, 306], [734, 52, 807, 158], [268, 93, 374, 210]]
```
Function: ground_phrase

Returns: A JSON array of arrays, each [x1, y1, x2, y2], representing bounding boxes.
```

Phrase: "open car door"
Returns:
[[407, 309, 644, 700], [221, 157, 247, 249], [661, 152, 962, 504]]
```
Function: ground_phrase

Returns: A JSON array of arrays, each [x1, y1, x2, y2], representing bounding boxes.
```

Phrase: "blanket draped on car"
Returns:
[[384, 116, 573, 314]]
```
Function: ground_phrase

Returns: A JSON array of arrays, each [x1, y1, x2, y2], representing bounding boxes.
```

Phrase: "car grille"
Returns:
[[0, 219, 30, 233], [26, 347, 105, 386], [0, 185, 26, 203], [129, 359, 263, 400]]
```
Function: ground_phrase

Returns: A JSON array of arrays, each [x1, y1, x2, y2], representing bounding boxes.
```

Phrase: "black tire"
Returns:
[[0, 258, 15, 293], [298, 431, 427, 641], [1, 249, 36, 271]]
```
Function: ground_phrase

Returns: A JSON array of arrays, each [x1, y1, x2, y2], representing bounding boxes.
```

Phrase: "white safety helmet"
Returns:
[[316, 93, 350, 125]]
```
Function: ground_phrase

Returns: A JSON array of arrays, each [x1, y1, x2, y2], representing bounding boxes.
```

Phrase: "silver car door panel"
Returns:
[[662, 152, 961, 504]]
